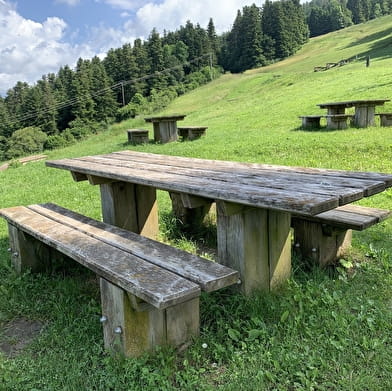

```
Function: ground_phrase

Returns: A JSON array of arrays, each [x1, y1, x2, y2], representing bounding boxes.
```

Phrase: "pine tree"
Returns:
[[54, 65, 75, 131], [90, 56, 118, 122], [147, 28, 167, 92], [72, 58, 95, 121]]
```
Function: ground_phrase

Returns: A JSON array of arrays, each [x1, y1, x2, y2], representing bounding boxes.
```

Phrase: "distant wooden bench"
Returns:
[[300, 114, 354, 130], [292, 204, 391, 266], [299, 115, 324, 129], [326, 114, 354, 129], [127, 129, 149, 144], [376, 113, 392, 126], [178, 126, 208, 140], [0, 203, 239, 357]]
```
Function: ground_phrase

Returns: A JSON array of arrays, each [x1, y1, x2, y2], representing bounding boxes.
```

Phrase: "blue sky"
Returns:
[[0, 0, 254, 95]]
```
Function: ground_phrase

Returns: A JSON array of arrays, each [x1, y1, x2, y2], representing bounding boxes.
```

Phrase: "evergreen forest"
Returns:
[[0, 0, 391, 161]]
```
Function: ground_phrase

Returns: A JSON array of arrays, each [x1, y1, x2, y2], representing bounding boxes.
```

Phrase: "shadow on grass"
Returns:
[[346, 26, 392, 49], [159, 210, 218, 259]]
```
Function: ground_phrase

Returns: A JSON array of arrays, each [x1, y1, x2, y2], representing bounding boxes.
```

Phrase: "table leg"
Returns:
[[153, 121, 178, 143], [100, 182, 158, 239], [326, 107, 345, 128], [216, 202, 291, 294], [354, 104, 375, 127]]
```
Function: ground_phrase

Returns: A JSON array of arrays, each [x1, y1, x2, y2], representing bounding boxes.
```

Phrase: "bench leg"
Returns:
[[7, 224, 52, 273], [302, 118, 321, 129], [169, 192, 212, 230], [99, 278, 199, 357], [216, 202, 291, 294], [100, 182, 158, 239], [292, 219, 352, 266]]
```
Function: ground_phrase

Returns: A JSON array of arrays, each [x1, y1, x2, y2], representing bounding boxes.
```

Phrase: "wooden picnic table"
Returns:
[[317, 99, 390, 128], [46, 151, 392, 294], [144, 114, 186, 143]]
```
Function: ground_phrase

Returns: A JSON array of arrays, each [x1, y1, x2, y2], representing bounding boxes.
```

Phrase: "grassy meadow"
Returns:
[[1, 15, 392, 390]]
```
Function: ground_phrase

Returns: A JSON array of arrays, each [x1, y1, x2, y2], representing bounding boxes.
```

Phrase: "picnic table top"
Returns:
[[317, 99, 390, 109], [144, 114, 186, 122], [46, 151, 392, 216]]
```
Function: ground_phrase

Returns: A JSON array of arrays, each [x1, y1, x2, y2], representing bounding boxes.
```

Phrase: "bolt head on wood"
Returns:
[[100, 315, 108, 323], [114, 326, 122, 334]]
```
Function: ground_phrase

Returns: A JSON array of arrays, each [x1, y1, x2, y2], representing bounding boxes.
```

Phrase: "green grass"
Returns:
[[1, 16, 392, 390]]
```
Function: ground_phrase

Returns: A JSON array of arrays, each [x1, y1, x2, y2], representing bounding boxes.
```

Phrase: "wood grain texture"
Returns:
[[0, 205, 201, 309], [9, 203, 240, 292], [292, 204, 391, 230], [46, 151, 392, 218]]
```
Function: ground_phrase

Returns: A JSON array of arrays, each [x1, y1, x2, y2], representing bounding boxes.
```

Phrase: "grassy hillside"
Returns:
[[1, 15, 392, 390]]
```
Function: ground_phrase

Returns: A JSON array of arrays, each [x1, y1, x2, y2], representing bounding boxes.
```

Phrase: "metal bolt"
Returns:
[[12, 252, 18, 257], [295, 243, 300, 248], [7, 248, 11, 253], [237, 279, 242, 285], [311, 248, 317, 253], [99, 315, 108, 323], [114, 326, 122, 334]]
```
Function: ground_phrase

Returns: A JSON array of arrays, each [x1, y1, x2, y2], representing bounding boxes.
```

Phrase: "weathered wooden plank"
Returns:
[[102, 155, 368, 202], [293, 204, 391, 230], [109, 150, 392, 190], [28, 203, 239, 292], [0, 206, 200, 309], [46, 157, 339, 215]]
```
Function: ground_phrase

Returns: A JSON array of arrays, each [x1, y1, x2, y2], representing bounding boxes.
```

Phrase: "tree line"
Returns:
[[0, 0, 390, 161]]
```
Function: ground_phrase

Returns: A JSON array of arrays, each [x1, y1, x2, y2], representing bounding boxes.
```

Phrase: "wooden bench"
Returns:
[[292, 204, 391, 266], [178, 126, 208, 140], [299, 115, 324, 129], [376, 113, 392, 126], [0, 203, 239, 357], [300, 114, 354, 130], [126, 129, 149, 144], [325, 114, 354, 129]]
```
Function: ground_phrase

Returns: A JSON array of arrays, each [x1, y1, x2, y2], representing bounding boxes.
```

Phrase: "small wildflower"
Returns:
[[202, 343, 208, 349]]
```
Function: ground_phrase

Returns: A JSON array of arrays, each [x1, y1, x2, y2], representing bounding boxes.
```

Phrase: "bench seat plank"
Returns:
[[0, 206, 200, 310], [28, 203, 239, 292], [295, 204, 391, 230]]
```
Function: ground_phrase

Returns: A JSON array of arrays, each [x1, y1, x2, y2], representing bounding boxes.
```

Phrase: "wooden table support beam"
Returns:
[[216, 201, 291, 294], [100, 182, 158, 239]]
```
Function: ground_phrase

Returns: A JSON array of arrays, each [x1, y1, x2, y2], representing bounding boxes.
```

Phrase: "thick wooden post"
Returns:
[[100, 278, 199, 357], [169, 192, 212, 229], [100, 182, 158, 239], [216, 202, 291, 294], [153, 121, 178, 143], [7, 224, 51, 273], [354, 104, 375, 127], [292, 219, 352, 266]]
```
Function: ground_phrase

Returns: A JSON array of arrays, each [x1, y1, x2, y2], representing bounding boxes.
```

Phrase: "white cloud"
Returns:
[[0, 2, 93, 95]]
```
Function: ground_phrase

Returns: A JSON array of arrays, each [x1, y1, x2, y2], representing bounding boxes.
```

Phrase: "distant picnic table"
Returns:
[[317, 99, 390, 128]]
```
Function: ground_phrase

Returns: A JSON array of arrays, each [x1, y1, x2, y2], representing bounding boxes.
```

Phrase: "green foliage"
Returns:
[[116, 93, 149, 121], [5, 126, 47, 159]]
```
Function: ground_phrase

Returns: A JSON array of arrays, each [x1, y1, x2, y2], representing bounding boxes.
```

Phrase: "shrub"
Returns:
[[5, 126, 47, 159], [116, 93, 149, 121], [45, 134, 68, 150]]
